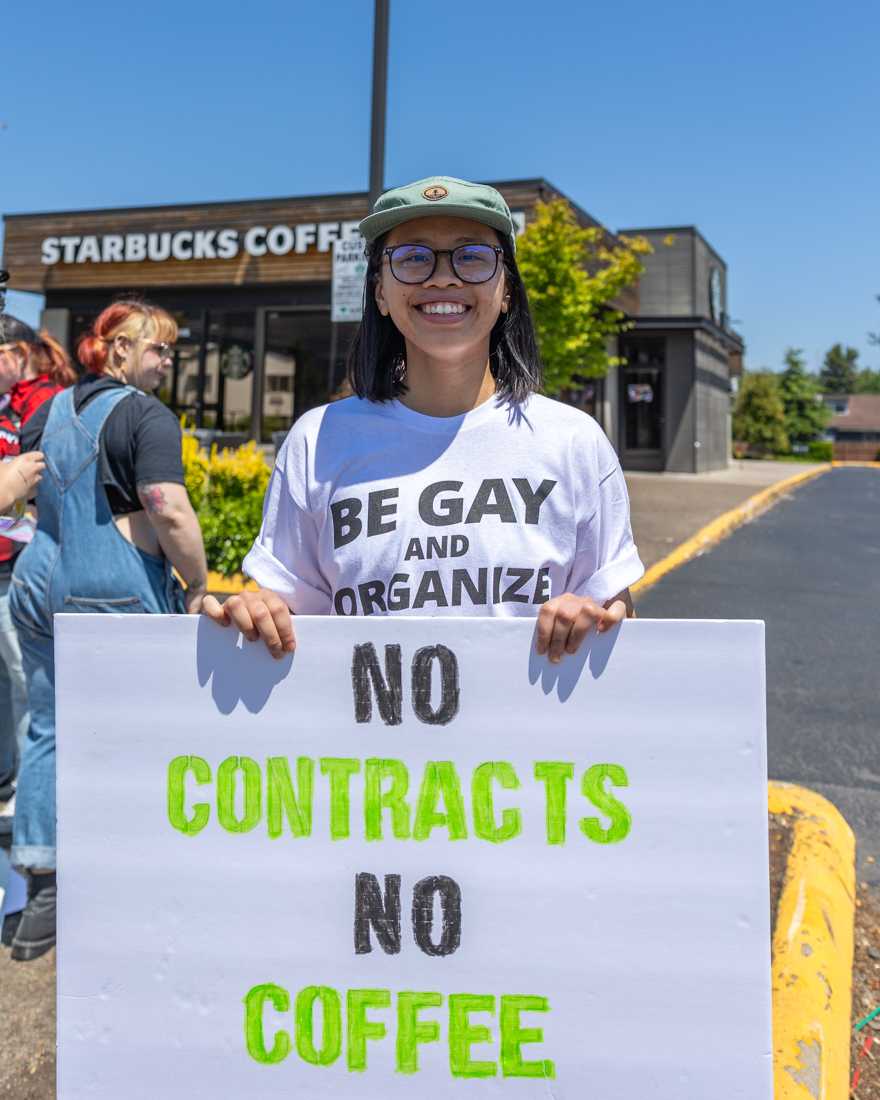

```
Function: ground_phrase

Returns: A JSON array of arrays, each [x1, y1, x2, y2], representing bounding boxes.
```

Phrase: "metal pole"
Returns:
[[369, 0, 390, 207], [327, 323, 339, 397]]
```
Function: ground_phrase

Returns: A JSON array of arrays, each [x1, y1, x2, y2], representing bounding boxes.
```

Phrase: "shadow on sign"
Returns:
[[526, 624, 620, 701], [196, 617, 293, 714]]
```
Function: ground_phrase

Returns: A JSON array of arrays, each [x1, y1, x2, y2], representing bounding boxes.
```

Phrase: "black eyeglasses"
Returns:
[[383, 243, 503, 285]]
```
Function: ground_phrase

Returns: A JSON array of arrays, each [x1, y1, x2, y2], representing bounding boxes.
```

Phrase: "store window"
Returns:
[[163, 310, 255, 437], [620, 337, 664, 452]]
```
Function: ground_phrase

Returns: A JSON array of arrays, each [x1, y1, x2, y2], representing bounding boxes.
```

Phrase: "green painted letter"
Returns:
[[167, 755, 211, 835], [364, 759, 411, 840], [449, 993, 496, 1078], [580, 764, 631, 843], [500, 994, 555, 1078], [347, 988, 391, 1071], [217, 756, 262, 833], [295, 985, 342, 1065], [396, 990, 442, 1073], [472, 762, 521, 843], [320, 757, 360, 839], [533, 762, 574, 844], [266, 756, 313, 838], [243, 983, 291, 1064], [413, 761, 468, 841]]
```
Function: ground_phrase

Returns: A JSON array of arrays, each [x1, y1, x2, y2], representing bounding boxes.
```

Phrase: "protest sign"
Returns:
[[55, 615, 772, 1098]]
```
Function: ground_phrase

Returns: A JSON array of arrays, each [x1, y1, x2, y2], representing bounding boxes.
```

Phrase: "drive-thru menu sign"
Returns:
[[55, 615, 772, 1099]]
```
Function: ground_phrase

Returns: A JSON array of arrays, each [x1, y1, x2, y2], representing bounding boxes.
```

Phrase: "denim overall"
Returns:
[[10, 386, 184, 870]]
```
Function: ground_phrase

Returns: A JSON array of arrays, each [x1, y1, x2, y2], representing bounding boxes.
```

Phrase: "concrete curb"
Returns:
[[769, 781, 856, 1100], [631, 464, 831, 597], [206, 571, 258, 594]]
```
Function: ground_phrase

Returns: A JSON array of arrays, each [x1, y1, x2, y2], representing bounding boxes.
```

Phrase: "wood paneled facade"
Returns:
[[3, 184, 740, 468]]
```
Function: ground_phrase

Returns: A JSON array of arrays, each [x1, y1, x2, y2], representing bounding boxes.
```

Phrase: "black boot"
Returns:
[[11, 872, 56, 962]]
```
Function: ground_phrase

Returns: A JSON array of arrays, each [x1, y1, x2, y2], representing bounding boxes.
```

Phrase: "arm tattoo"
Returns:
[[140, 484, 168, 514]]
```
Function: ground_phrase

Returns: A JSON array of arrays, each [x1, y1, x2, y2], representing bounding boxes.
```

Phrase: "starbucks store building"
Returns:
[[2, 180, 743, 471]]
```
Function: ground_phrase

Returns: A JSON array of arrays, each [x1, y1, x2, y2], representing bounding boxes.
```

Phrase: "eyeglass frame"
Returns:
[[381, 243, 504, 285], [136, 338, 175, 361]]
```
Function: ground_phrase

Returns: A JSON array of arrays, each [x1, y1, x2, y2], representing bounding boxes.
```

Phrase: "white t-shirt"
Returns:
[[243, 393, 644, 616]]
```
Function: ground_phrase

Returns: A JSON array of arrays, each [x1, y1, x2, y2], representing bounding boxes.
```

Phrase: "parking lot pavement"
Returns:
[[634, 467, 880, 881], [626, 460, 826, 568]]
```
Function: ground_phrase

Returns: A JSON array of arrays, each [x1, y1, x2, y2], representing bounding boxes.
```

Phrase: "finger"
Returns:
[[565, 606, 599, 653], [535, 603, 557, 655], [201, 594, 230, 626], [547, 609, 575, 663], [597, 599, 627, 632], [223, 595, 259, 641], [262, 594, 296, 653], [248, 599, 285, 657]]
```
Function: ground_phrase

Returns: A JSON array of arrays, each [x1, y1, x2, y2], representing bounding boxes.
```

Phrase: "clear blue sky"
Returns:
[[3, 0, 878, 372]]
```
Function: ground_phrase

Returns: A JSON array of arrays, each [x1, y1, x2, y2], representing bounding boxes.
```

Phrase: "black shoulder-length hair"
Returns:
[[346, 233, 542, 404]]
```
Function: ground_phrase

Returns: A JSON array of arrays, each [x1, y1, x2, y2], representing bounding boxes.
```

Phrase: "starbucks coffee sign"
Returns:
[[39, 213, 526, 267]]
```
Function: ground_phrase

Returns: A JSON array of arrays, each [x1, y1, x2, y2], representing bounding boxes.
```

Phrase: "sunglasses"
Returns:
[[383, 243, 503, 285], [139, 339, 174, 361]]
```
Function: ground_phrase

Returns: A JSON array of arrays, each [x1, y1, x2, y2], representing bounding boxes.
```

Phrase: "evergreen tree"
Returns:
[[732, 371, 789, 454], [819, 344, 859, 393], [516, 200, 651, 395], [778, 348, 830, 445]]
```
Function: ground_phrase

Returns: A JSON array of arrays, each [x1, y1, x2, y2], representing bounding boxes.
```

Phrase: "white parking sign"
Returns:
[[332, 236, 368, 322]]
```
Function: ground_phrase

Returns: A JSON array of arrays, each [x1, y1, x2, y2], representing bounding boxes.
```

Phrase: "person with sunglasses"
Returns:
[[7, 299, 208, 962], [203, 176, 643, 664]]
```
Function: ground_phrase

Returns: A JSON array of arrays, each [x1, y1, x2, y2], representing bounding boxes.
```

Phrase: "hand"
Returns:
[[4, 452, 45, 501], [535, 592, 628, 663], [201, 587, 296, 660]]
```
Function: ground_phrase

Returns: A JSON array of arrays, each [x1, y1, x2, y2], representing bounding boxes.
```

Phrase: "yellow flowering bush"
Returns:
[[181, 425, 271, 577]]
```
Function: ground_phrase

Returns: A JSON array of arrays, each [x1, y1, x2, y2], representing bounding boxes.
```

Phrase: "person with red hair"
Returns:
[[8, 299, 208, 961], [0, 316, 72, 849]]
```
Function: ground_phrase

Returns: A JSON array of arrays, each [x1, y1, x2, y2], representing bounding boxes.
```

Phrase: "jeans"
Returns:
[[0, 571, 29, 797], [7, 610, 54, 869]]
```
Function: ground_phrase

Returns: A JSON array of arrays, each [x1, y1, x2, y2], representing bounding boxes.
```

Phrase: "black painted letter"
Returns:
[[352, 643, 403, 725], [411, 875, 462, 956], [354, 873, 401, 954], [411, 645, 459, 725]]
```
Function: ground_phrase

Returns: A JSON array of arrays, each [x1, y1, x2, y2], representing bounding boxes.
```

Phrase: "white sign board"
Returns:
[[56, 616, 772, 1099], [331, 236, 368, 322]]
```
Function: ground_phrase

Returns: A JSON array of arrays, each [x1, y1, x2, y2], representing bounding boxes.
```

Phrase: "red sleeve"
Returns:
[[19, 381, 62, 425]]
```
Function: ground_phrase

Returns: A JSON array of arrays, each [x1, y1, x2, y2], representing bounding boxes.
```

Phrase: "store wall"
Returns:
[[628, 230, 695, 317], [693, 236, 727, 323], [663, 332, 696, 473], [695, 333, 732, 472]]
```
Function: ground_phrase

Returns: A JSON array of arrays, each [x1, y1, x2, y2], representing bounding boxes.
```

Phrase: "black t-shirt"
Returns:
[[21, 375, 185, 516]]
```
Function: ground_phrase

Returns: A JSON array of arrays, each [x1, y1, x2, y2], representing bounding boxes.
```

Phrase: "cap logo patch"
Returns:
[[423, 185, 448, 201]]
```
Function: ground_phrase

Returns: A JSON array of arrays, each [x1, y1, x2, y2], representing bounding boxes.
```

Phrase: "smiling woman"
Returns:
[[204, 176, 643, 672]]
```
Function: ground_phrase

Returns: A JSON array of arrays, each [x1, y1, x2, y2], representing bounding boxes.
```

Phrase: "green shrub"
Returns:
[[806, 440, 833, 462], [182, 429, 271, 577]]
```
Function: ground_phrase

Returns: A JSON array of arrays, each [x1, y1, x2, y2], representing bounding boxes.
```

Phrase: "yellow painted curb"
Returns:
[[631, 464, 831, 597], [832, 460, 880, 469], [769, 781, 855, 1100], [207, 571, 258, 594]]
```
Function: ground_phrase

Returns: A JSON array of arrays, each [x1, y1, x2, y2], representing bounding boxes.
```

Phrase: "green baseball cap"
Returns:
[[359, 176, 517, 253]]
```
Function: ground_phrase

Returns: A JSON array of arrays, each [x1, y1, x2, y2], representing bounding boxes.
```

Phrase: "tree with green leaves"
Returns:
[[819, 343, 859, 394], [853, 367, 880, 394], [732, 371, 789, 455], [515, 199, 651, 395], [778, 348, 829, 445]]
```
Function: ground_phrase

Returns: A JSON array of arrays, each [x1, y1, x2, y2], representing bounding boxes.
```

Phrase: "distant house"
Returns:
[[822, 394, 880, 461]]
